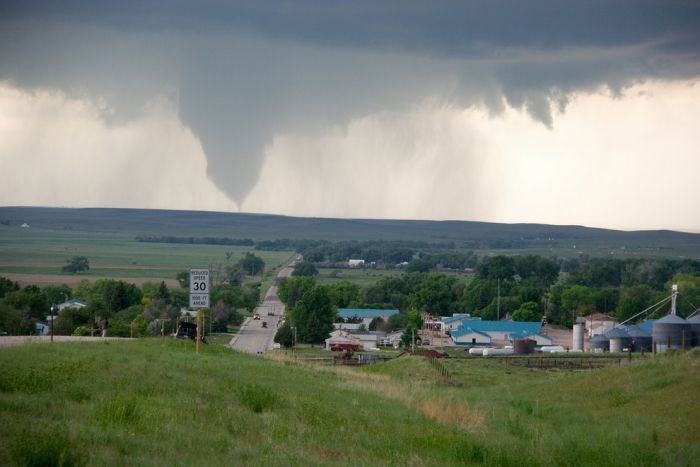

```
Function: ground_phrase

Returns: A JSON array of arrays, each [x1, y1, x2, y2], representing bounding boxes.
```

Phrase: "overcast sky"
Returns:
[[1, 1, 699, 232]]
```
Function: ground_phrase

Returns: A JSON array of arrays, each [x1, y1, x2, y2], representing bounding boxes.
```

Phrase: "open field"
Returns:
[[0, 339, 697, 466], [0, 225, 294, 287], [315, 267, 475, 288], [2, 207, 700, 259]]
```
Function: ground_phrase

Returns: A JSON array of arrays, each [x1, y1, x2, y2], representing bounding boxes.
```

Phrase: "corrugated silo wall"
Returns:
[[652, 315, 691, 352], [687, 315, 700, 347]]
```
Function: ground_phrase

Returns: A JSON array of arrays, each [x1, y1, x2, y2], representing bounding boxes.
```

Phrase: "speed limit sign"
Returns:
[[189, 269, 209, 308]]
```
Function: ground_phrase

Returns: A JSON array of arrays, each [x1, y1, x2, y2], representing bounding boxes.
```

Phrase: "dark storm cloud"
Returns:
[[1, 0, 699, 204]]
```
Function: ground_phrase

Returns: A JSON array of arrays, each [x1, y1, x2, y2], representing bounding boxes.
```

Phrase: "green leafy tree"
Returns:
[[91, 280, 142, 313], [2, 287, 49, 321], [512, 301, 541, 322], [242, 283, 261, 312], [513, 255, 560, 289], [210, 284, 245, 310], [385, 313, 407, 332], [462, 278, 495, 313], [411, 274, 458, 314], [274, 321, 295, 348], [292, 261, 318, 277], [154, 281, 171, 304], [278, 276, 316, 309], [289, 286, 335, 344], [54, 306, 91, 335], [369, 317, 385, 331], [211, 299, 242, 331], [671, 273, 700, 317], [592, 287, 620, 315], [238, 253, 265, 276], [170, 288, 189, 309], [176, 271, 189, 289], [42, 284, 71, 306], [561, 285, 595, 325], [326, 281, 360, 308], [400, 309, 424, 348], [477, 256, 516, 280], [406, 259, 431, 273], [0, 302, 35, 334], [480, 296, 521, 321], [0, 277, 19, 299], [616, 285, 654, 322], [62, 256, 90, 273]]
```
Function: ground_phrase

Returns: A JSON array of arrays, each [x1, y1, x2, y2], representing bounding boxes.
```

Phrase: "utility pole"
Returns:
[[497, 278, 501, 321], [50, 304, 55, 343]]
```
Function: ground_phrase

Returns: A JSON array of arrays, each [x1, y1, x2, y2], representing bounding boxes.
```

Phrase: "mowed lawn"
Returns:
[[0, 226, 293, 287], [1, 339, 698, 466]]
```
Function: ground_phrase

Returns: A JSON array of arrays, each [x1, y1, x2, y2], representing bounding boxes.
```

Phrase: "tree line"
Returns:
[[0, 253, 268, 337], [274, 254, 700, 347]]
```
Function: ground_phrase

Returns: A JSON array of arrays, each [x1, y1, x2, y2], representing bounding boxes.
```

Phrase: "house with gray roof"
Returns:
[[337, 308, 400, 328]]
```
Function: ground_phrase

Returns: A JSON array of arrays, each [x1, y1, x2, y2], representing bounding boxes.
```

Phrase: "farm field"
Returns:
[[0, 225, 294, 288], [0, 339, 698, 466], [314, 267, 474, 288], [2, 207, 700, 259]]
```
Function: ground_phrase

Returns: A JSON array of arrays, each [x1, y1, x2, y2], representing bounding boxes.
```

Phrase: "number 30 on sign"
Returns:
[[189, 269, 209, 308]]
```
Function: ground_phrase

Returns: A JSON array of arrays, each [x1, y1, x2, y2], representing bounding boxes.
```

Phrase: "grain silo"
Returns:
[[606, 327, 632, 353], [590, 334, 609, 353], [573, 317, 585, 352], [652, 314, 690, 352], [513, 338, 536, 355], [686, 314, 700, 347], [622, 324, 653, 352]]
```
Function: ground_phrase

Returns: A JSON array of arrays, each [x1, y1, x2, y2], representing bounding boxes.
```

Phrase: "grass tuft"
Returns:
[[235, 383, 279, 413], [10, 428, 87, 467]]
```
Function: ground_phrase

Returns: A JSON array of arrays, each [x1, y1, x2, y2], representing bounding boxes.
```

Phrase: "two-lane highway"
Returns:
[[229, 261, 295, 354]]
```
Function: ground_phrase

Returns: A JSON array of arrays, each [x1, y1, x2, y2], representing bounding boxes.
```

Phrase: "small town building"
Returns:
[[450, 320, 546, 346], [347, 259, 365, 268], [57, 298, 87, 311], [440, 313, 472, 336], [451, 328, 492, 346], [584, 312, 617, 337], [337, 308, 400, 329]]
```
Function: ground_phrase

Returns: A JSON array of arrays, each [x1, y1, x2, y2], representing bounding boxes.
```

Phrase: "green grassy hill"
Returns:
[[1, 340, 698, 466]]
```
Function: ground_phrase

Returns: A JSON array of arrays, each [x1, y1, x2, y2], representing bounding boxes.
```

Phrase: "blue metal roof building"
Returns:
[[451, 320, 544, 346]]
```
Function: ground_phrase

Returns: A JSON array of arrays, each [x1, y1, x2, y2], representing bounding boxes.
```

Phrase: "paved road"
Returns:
[[229, 262, 295, 354]]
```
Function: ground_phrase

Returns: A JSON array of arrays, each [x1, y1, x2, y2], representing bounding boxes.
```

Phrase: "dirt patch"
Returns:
[[541, 325, 574, 347], [416, 399, 486, 432], [0, 260, 181, 270], [0, 273, 179, 288]]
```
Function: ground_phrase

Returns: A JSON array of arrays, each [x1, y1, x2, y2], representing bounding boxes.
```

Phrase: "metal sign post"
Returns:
[[189, 269, 209, 354]]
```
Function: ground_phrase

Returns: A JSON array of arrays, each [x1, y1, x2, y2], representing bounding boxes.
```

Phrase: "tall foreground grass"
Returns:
[[1, 341, 698, 466]]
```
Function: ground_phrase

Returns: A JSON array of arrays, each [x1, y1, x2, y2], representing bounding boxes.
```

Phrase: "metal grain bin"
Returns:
[[622, 324, 652, 352], [513, 338, 536, 355], [591, 334, 609, 353], [687, 314, 700, 347], [652, 314, 690, 352], [573, 319, 585, 352], [606, 327, 632, 353]]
